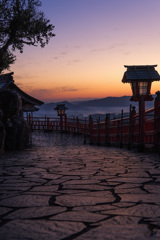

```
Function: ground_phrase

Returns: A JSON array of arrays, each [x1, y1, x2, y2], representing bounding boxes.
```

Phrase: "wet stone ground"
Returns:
[[0, 131, 160, 240]]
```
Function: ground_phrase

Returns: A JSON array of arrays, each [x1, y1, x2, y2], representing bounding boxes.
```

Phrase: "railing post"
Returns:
[[65, 114, 67, 132], [116, 119, 120, 144], [84, 118, 87, 144], [120, 109, 123, 148], [89, 115, 93, 145], [27, 112, 29, 122], [76, 117, 79, 133], [28, 113, 31, 124], [97, 117, 100, 146], [138, 96, 145, 152], [105, 114, 110, 146], [28, 113, 33, 130], [47, 117, 49, 131], [45, 115, 46, 131], [60, 115, 63, 132], [154, 91, 160, 153], [73, 117, 75, 132], [128, 105, 136, 150]]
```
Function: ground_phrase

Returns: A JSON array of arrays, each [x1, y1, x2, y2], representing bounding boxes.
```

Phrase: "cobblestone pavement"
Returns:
[[0, 131, 160, 240]]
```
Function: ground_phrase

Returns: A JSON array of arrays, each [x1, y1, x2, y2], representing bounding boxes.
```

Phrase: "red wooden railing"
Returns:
[[25, 95, 160, 151], [25, 108, 160, 150]]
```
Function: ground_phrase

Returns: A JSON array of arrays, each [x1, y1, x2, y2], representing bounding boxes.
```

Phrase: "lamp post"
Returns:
[[122, 65, 160, 151], [54, 104, 68, 132]]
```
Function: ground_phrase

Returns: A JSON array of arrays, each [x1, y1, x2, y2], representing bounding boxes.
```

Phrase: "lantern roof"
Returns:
[[54, 104, 68, 110], [122, 65, 160, 83]]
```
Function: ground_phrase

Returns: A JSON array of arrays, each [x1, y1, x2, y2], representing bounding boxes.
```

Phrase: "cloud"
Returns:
[[73, 59, 80, 62], [67, 58, 81, 65], [52, 87, 79, 93], [53, 56, 59, 60], [13, 75, 80, 96], [60, 51, 67, 56], [73, 45, 82, 49], [91, 48, 106, 53], [15, 74, 33, 81], [108, 43, 127, 50], [124, 52, 130, 56], [91, 43, 127, 54], [15, 73, 38, 86], [28, 86, 79, 96], [22, 86, 79, 101]]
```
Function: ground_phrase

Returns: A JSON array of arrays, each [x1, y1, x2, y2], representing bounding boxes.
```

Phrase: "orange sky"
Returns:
[[5, 0, 160, 102]]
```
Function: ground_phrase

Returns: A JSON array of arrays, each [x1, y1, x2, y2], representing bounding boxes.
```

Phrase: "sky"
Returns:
[[7, 0, 160, 102]]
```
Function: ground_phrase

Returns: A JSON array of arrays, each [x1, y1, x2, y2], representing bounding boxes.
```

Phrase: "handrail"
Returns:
[[24, 104, 160, 151]]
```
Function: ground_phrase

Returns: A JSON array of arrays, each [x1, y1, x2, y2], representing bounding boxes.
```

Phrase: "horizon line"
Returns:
[[42, 95, 132, 103]]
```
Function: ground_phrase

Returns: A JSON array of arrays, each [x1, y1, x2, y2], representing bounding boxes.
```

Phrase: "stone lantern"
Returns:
[[54, 104, 67, 116], [54, 104, 68, 132]]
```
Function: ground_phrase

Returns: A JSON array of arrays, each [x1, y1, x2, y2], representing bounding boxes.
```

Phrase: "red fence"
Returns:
[[25, 95, 160, 151], [27, 116, 90, 134], [89, 109, 156, 148]]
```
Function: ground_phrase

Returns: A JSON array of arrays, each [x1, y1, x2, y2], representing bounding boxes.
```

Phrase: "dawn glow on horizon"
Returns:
[[6, 0, 160, 102]]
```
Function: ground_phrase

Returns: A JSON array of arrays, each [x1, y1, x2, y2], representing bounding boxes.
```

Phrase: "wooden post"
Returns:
[[60, 115, 63, 132], [154, 91, 160, 153], [116, 119, 120, 144], [128, 105, 136, 149], [44, 115, 46, 131], [105, 114, 110, 146], [128, 105, 132, 150], [84, 118, 87, 144], [47, 117, 49, 131], [65, 114, 67, 132], [76, 117, 79, 133], [89, 115, 93, 145], [73, 117, 76, 133], [28, 113, 32, 130], [97, 117, 100, 146], [138, 96, 145, 152], [27, 112, 29, 122], [120, 109, 123, 148], [28, 113, 31, 124]]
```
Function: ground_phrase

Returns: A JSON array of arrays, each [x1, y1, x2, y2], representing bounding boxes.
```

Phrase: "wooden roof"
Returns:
[[0, 72, 44, 106], [0, 72, 14, 90], [122, 65, 160, 83]]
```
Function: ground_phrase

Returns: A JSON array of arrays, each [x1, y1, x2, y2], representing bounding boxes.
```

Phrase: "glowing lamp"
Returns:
[[122, 65, 160, 101], [122, 65, 160, 151], [54, 104, 67, 116]]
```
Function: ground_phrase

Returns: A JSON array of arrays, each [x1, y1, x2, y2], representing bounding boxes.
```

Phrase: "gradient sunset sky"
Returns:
[[8, 0, 160, 102]]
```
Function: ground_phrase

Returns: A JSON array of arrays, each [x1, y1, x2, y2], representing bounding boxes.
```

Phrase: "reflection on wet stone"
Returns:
[[0, 132, 160, 239]]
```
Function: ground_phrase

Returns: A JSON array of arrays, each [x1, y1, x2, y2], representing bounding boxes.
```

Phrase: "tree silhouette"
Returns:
[[0, 0, 55, 73]]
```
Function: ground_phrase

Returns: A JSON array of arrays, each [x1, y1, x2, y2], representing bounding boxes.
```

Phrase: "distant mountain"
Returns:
[[35, 96, 155, 118], [37, 101, 84, 113], [75, 96, 132, 108], [74, 95, 154, 109], [56, 101, 84, 111], [39, 102, 57, 112]]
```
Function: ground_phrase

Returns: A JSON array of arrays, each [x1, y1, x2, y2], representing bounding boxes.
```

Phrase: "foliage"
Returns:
[[0, 0, 55, 72]]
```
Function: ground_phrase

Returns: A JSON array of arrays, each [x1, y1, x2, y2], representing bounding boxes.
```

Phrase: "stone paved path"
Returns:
[[0, 131, 160, 240]]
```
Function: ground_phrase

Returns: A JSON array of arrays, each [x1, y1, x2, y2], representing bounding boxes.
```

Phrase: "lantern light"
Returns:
[[122, 65, 160, 152], [54, 104, 68, 116], [122, 65, 160, 101]]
